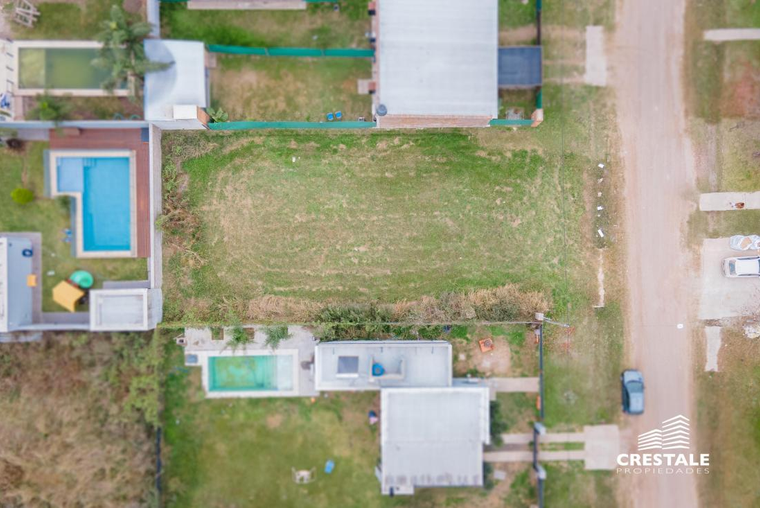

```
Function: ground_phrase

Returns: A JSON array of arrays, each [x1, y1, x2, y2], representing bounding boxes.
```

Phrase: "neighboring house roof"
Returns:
[[0, 236, 34, 333], [314, 340, 452, 391], [143, 39, 208, 122], [380, 386, 491, 495], [377, 0, 498, 119]]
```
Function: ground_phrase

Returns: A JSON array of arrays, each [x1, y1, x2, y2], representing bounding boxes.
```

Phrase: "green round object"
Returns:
[[69, 270, 94, 289]]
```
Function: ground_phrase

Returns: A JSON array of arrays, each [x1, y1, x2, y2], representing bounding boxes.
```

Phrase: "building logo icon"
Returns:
[[637, 414, 690, 451]]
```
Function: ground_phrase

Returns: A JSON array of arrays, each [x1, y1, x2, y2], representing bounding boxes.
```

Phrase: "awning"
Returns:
[[52, 280, 84, 312]]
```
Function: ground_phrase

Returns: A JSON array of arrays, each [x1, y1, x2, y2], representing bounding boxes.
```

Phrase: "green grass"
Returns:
[[161, 3, 369, 48], [0, 144, 147, 311], [161, 127, 589, 323], [11, 0, 123, 40], [499, 0, 537, 29], [495, 392, 539, 433], [717, 120, 760, 191], [544, 463, 616, 507], [544, 304, 624, 428], [697, 326, 760, 507], [210, 56, 371, 122], [162, 348, 500, 508]]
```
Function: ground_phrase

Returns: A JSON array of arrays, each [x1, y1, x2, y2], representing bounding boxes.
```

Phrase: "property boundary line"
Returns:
[[208, 120, 376, 130], [207, 44, 375, 58]]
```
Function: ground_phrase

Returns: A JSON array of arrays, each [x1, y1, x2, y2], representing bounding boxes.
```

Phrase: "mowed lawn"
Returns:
[[162, 130, 585, 323]]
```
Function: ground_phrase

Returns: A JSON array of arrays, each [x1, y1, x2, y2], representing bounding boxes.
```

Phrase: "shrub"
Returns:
[[10, 188, 34, 204], [206, 107, 229, 123], [316, 304, 392, 341], [262, 325, 290, 350], [26, 93, 72, 123], [227, 326, 253, 350], [490, 401, 508, 446]]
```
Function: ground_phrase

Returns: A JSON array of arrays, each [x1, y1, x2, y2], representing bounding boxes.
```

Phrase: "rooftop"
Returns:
[[380, 386, 491, 495], [376, 0, 498, 121], [314, 340, 452, 391]]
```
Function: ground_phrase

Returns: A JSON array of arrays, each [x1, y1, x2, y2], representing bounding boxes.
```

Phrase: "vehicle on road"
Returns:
[[722, 256, 760, 278], [621, 369, 644, 415]]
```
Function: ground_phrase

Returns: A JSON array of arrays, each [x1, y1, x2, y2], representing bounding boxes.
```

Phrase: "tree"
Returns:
[[26, 93, 71, 123], [11, 188, 34, 204], [93, 6, 170, 98]]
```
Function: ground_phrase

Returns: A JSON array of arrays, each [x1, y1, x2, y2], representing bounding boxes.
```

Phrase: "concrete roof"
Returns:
[[314, 340, 452, 391], [380, 387, 491, 495], [0, 236, 34, 333], [89, 288, 158, 331], [498, 47, 543, 88], [143, 40, 207, 121], [377, 0, 498, 118]]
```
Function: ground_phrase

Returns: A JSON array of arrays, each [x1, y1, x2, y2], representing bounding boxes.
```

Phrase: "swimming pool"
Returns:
[[209, 355, 295, 392], [48, 150, 135, 257], [14, 41, 128, 96]]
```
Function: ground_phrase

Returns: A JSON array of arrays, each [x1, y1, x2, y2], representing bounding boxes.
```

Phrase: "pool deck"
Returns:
[[49, 128, 151, 258]]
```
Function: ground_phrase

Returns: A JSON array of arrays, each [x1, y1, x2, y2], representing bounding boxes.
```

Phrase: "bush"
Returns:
[[262, 325, 290, 350], [10, 188, 34, 204], [227, 326, 253, 350], [316, 304, 392, 341], [490, 401, 508, 446], [26, 93, 72, 123], [206, 107, 228, 123]]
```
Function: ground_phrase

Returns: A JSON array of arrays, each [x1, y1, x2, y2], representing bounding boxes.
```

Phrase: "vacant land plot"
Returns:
[[161, 129, 587, 323], [0, 333, 159, 507], [697, 324, 760, 507], [161, 2, 369, 48], [210, 56, 371, 122], [0, 143, 147, 311]]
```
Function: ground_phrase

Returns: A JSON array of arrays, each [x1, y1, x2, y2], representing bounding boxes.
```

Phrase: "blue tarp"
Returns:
[[498, 46, 543, 88]]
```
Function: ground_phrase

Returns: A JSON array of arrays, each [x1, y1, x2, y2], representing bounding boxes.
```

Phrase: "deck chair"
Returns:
[[12, 0, 40, 27]]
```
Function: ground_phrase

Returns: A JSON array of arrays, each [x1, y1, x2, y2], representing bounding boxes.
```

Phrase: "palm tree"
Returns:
[[93, 6, 171, 98]]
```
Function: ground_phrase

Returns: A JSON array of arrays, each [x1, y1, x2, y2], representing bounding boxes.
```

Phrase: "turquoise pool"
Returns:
[[56, 156, 132, 252], [209, 355, 294, 392]]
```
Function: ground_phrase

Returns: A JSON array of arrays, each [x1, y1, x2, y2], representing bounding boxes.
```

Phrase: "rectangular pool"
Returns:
[[49, 150, 135, 257], [209, 355, 294, 392], [14, 41, 128, 96]]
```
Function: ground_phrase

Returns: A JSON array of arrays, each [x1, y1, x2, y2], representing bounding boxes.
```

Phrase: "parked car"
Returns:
[[722, 256, 760, 278], [621, 369, 644, 415]]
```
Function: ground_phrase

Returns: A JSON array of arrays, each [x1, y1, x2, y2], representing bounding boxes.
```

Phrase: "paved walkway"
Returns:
[[486, 377, 540, 393], [704, 326, 721, 372], [584, 26, 607, 86], [704, 28, 760, 42], [484, 424, 619, 470], [699, 191, 760, 211]]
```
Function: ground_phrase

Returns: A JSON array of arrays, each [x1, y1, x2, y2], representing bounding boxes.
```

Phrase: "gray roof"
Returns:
[[498, 46, 543, 88], [377, 0, 498, 118], [0, 236, 34, 332], [380, 387, 491, 495], [143, 40, 207, 121], [314, 340, 452, 391]]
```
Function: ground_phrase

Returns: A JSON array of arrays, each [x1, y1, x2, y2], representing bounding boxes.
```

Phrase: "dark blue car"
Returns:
[[621, 369, 644, 415]]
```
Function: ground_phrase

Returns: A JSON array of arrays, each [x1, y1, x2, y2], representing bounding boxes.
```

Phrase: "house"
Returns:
[[370, 0, 543, 128], [379, 386, 491, 495], [0, 235, 35, 333]]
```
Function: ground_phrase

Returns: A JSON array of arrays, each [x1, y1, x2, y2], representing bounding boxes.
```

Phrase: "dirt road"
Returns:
[[614, 0, 699, 507]]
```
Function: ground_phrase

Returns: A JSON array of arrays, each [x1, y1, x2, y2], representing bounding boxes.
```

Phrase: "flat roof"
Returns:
[[498, 47, 543, 88], [380, 387, 491, 495], [0, 236, 34, 333], [89, 288, 153, 331], [377, 0, 498, 118], [143, 39, 207, 121], [314, 340, 452, 391]]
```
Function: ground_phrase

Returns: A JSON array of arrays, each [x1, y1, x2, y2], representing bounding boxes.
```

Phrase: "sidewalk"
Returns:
[[699, 191, 760, 211], [704, 28, 760, 42]]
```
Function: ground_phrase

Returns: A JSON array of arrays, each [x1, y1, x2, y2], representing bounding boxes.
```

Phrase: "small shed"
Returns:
[[498, 47, 543, 88], [379, 386, 491, 495], [89, 288, 162, 331]]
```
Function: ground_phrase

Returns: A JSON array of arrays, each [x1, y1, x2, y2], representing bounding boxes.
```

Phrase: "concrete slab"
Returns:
[[699, 239, 760, 320], [705, 326, 722, 372], [584, 26, 607, 87], [487, 377, 540, 393], [583, 424, 619, 470], [699, 191, 760, 211], [704, 28, 760, 42]]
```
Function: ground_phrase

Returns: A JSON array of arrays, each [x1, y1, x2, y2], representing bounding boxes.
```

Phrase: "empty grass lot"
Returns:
[[161, 129, 586, 324], [210, 56, 371, 122], [0, 143, 147, 311]]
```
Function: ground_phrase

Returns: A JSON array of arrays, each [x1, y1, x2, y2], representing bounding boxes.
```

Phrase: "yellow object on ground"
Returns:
[[52, 280, 85, 312], [27, 274, 37, 287]]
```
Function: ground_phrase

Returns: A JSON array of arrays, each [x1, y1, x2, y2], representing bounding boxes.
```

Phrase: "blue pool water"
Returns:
[[56, 157, 131, 252]]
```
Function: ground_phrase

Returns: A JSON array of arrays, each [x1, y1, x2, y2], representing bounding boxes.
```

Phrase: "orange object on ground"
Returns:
[[26, 274, 37, 287], [52, 280, 85, 312], [478, 338, 494, 353]]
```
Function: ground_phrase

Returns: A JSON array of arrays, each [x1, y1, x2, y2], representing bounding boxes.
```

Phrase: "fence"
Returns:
[[208, 121, 376, 130], [207, 44, 374, 58]]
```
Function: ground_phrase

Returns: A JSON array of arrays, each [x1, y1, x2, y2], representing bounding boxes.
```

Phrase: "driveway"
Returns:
[[699, 238, 760, 320], [614, 0, 699, 506]]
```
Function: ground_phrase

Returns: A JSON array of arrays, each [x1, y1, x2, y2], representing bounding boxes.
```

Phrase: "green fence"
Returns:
[[489, 119, 534, 127], [207, 44, 374, 58], [208, 121, 377, 130]]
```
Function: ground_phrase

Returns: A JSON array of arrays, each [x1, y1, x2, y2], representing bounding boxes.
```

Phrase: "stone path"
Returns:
[[486, 377, 540, 393], [699, 191, 760, 211], [704, 28, 760, 42]]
